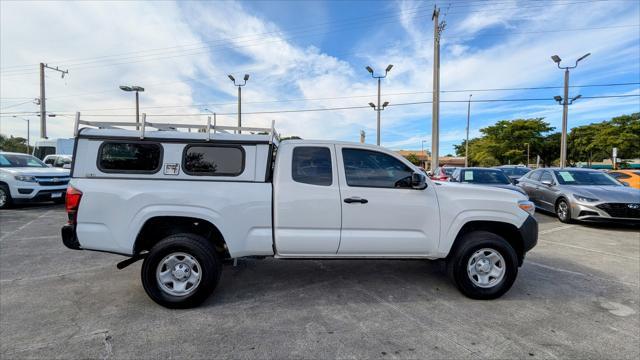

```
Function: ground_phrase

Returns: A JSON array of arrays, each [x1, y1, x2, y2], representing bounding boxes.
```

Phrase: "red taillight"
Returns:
[[66, 186, 82, 224]]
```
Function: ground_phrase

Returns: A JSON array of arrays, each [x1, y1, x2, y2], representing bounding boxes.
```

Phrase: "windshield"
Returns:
[[442, 167, 457, 175], [0, 154, 47, 168], [553, 170, 621, 186], [500, 167, 531, 177], [460, 169, 511, 184]]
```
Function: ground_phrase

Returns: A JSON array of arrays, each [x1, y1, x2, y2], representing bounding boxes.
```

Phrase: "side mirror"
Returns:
[[622, 181, 630, 187], [512, 178, 520, 185], [541, 179, 553, 186], [411, 172, 428, 190]]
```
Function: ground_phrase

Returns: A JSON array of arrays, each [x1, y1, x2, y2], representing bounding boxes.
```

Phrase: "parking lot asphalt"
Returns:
[[1, 205, 638, 359]]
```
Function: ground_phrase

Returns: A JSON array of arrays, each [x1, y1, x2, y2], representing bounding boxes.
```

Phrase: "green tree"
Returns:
[[568, 113, 640, 165], [404, 153, 420, 165], [0, 134, 30, 153]]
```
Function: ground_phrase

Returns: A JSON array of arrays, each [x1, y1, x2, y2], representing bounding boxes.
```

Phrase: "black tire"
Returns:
[[0, 184, 12, 210], [555, 198, 573, 224], [447, 231, 519, 300], [141, 233, 222, 309]]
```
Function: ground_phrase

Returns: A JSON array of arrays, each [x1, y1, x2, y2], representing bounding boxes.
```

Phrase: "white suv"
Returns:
[[0, 151, 70, 209]]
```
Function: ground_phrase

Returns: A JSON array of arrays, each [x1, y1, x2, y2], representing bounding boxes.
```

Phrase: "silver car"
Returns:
[[518, 167, 640, 223]]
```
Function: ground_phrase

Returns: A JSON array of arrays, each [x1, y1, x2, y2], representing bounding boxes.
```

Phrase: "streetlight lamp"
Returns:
[[550, 52, 590, 168], [366, 64, 393, 145], [228, 74, 249, 134], [12, 115, 30, 154], [120, 85, 145, 130]]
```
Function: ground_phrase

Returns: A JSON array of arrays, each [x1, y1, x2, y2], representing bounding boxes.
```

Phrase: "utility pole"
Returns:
[[524, 142, 530, 167], [228, 74, 250, 134], [360, 130, 366, 144], [431, 6, 445, 171], [465, 94, 472, 167], [365, 65, 393, 145], [38, 63, 68, 139], [551, 53, 589, 168]]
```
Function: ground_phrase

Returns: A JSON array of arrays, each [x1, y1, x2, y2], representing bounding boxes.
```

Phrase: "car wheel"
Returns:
[[555, 198, 573, 224], [141, 233, 222, 309], [447, 231, 518, 300], [0, 185, 12, 209]]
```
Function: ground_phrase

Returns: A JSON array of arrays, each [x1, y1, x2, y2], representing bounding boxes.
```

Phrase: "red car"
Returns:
[[431, 166, 458, 181]]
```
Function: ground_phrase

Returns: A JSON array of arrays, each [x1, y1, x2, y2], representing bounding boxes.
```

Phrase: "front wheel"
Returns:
[[0, 185, 12, 209], [141, 233, 222, 308], [555, 199, 573, 223], [447, 231, 519, 300]]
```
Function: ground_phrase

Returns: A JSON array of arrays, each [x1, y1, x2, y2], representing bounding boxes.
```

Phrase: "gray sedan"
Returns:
[[449, 167, 528, 196], [517, 167, 640, 223]]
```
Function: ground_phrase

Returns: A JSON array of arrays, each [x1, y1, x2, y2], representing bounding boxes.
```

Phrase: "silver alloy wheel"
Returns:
[[557, 201, 569, 221], [0, 188, 6, 207], [467, 248, 506, 288], [156, 252, 202, 297]]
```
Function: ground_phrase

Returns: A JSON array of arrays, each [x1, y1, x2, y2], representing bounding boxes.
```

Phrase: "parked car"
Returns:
[[43, 154, 73, 169], [493, 165, 532, 184], [430, 166, 458, 181], [517, 167, 640, 223], [608, 170, 640, 189], [0, 151, 70, 209], [449, 168, 528, 196], [62, 122, 537, 308]]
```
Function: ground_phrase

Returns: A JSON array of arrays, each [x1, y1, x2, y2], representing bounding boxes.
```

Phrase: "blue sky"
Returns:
[[1, 0, 639, 155]]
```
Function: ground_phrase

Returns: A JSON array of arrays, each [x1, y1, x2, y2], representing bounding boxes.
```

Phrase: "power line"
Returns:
[[2, 94, 637, 118]]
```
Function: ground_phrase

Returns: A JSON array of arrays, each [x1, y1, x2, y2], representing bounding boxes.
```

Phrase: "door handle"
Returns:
[[344, 197, 368, 204]]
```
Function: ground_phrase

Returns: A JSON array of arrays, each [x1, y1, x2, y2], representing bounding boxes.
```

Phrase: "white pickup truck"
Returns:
[[61, 120, 537, 308]]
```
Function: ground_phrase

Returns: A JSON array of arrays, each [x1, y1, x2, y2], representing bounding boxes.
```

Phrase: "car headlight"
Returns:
[[518, 200, 535, 216], [574, 195, 598, 203], [14, 175, 37, 182]]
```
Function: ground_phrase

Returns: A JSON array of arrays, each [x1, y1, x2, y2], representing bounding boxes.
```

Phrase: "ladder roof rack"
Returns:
[[73, 112, 280, 145]]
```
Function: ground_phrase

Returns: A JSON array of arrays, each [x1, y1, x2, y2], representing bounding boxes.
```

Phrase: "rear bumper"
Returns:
[[61, 224, 82, 250], [518, 215, 538, 256]]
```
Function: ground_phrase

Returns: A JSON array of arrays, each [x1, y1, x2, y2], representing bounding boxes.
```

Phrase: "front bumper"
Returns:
[[11, 183, 67, 202], [516, 215, 538, 266], [571, 200, 640, 223]]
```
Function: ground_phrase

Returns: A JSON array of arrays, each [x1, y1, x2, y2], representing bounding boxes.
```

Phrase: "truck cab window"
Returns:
[[342, 148, 413, 188], [291, 146, 332, 186]]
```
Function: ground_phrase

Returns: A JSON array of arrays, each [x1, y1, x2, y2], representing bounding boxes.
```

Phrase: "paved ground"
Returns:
[[1, 204, 639, 359]]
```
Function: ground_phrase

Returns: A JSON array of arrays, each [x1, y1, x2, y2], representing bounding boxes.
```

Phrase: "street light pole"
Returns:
[[465, 94, 472, 167], [551, 52, 590, 168], [366, 64, 393, 145], [421, 140, 427, 169], [228, 74, 250, 134], [524, 143, 530, 167], [120, 85, 145, 130], [13, 116, 30, 154]]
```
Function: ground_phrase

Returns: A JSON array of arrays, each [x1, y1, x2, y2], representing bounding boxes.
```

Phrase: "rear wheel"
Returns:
[[555, 198, 573, 223], [141, 233, 221, 308], [0, 185, 12, 209], [447, 231, 518, 300]]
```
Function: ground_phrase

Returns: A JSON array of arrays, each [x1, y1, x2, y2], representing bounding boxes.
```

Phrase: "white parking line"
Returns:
[[538, 239, 640, 261], [539, 225, 575, 235], [0, 210, 53, 242], [527, 261, 638, 287]]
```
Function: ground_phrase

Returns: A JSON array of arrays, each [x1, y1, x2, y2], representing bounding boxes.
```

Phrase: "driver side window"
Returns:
[[342, 148, 413, 188]]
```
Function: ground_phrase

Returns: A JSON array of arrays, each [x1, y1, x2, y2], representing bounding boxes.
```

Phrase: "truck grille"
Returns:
[[596, 203, 640, 219], [36, 177, 70, 186]]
